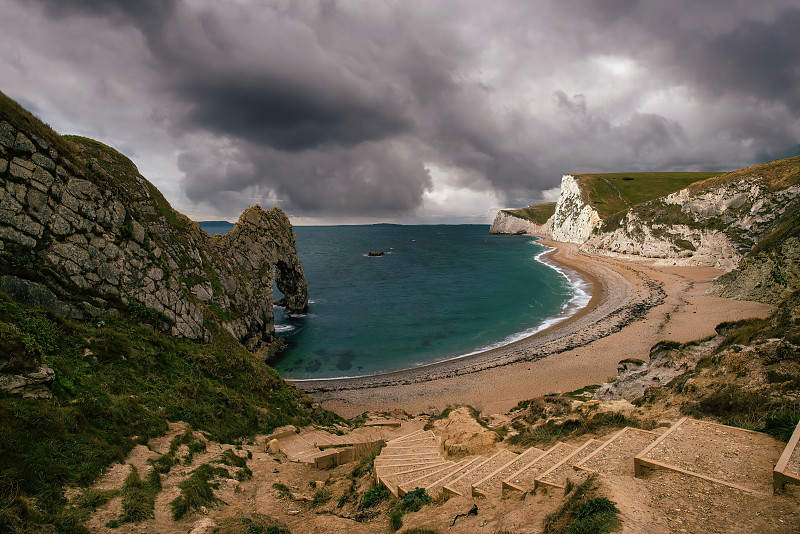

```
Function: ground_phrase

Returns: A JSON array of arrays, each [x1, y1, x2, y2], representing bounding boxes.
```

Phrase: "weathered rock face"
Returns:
[[0, 323, 54, 399], [518, 159, 800, 269], [489, 210, 552, 236], [583, 174, 800, 269], [432, 406, 499, 457], [551, 174, 602, 244], [0, 107, 307, 362], [595, 341, 711, 402], [709, 235, 800, 304]]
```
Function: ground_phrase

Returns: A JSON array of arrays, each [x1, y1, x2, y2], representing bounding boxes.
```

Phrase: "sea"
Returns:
[[197, 223, 588, 380]]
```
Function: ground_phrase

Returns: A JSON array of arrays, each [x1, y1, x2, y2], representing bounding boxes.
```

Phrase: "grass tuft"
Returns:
[[543, 475, 620, 534], [116, 465, 161, 524], [170, 464, 220, 520]]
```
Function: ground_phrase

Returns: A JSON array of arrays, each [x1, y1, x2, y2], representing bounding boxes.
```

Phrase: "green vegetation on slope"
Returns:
[[748, 202, 800, 256], [504, 202, 556, 225], [0, 91, 84, 170], [543, 476, 621, 534], [0, 294, 340, 533], [575, 172, 720, 218]]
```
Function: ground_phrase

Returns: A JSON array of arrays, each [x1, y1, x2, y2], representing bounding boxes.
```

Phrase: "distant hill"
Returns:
[[198, 220, 235, 236]]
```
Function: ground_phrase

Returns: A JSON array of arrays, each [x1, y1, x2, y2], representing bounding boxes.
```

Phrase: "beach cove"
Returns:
[[293, 240, 774, 418]]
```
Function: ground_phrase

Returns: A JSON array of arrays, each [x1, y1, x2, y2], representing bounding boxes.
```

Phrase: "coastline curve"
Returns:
[[289, 240, 663, 393]]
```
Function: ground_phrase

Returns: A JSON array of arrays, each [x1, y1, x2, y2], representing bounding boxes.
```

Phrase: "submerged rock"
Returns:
[[368, 250, 385, 256]]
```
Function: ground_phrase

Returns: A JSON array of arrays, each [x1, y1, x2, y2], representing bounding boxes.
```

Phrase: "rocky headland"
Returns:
[[0, 92, 308, 397]]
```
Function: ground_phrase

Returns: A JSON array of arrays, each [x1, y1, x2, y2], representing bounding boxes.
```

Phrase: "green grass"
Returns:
[[388, 487, 432, 531], [311, 488, 332, 507], [0, 294, 338, 533], [359, 484, 390, 509], [113, 465, 161, 525], [170, 464, 222, 520], [543, 475, 621, 534], [272, 483, 291, 500], [504, 203, 556, 225], [508, 411, 644, 448], [575, 172, 720, 218]]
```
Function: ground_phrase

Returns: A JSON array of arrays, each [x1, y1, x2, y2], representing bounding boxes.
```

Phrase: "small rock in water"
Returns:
[[368, 250, 385, 256]]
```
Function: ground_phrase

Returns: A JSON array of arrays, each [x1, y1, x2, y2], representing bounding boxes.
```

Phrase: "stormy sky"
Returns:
[[1, 1, 798, 224]]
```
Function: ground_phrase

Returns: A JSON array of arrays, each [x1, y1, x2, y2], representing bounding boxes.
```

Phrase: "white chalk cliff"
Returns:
[[489, 160, 800, 270]]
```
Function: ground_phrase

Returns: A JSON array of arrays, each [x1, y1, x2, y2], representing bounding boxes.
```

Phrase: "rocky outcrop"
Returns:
[[595, 341, 709, 402], [550, 175, 603, 243], [489, 210, 552, 235], [432, 406, 499, 456], [583, 172, 800, 269], [0, 97, 307, 362], [0, 319, 54, 399], [506, 158, 800, 270], [710, 236, 800, 304]]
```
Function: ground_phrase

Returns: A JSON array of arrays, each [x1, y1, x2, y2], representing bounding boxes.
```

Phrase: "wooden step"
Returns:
[[380, 462, 453, 496], [575, 427, 658, 477], [634, 418, 782, 495], [387, 430, 434, 445], [472, 447, 546, 498], [365, 419, 402, 428], [535, 439, 604, 489], [379, 446, 441, 456], [398, 458, 476, 496], [374, 459, 443, 474], [444, 450, 518, 496], [774, 418, 800, 493], [502, 442, 576, 494], [426, 457, 486, 498]]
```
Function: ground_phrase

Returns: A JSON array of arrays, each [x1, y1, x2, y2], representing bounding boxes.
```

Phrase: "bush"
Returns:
[[359, 484, 390, 509]]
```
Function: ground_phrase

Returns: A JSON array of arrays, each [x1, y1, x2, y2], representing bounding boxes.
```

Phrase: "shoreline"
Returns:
[[287, 238, 595, 383], [293, 239, 775, 418], [287, 238, 619, 388]]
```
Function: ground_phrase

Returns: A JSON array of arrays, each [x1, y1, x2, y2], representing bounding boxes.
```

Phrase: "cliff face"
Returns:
[[0, 98, 307, 357], [489, 210, 552, 235], [550, 174, 602, 243], [495, 157, 800, 271], [583, 167, 800, 269]]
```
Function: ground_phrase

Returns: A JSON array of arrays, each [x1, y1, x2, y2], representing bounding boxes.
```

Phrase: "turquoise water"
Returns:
[[198, 223, 581, 379]]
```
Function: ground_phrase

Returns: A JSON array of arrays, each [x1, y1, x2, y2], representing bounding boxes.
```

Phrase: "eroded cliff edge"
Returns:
[[0, 93, 306, 358], [491, 157, 800, 271]]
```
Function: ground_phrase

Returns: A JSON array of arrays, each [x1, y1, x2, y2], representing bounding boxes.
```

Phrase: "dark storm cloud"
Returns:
[[33, 0, 176, 30], [9, 0, 800, 218], [681, 7, 800, 112], [178, 139, 431, 216], [177, 75, 412, 152]]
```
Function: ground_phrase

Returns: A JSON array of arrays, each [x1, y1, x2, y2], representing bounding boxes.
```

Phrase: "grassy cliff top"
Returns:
[[688, 154, 800, 194], [574, 172, 721, 218], [503, 202, 556, 225]]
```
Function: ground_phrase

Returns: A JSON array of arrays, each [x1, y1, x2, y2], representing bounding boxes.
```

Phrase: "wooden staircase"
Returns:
[[373, 417, 800, 499], [266, 417, 422, 469]]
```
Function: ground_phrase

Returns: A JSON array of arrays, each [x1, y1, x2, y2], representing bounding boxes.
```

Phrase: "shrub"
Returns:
[[359, 484, 390, 509]]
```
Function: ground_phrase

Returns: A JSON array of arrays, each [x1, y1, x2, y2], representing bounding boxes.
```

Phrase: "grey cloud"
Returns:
[[179, 139, 432, 216], [684, 8, 800, 111], [177, 75, 412, 152], [10, 0, 800, 219]]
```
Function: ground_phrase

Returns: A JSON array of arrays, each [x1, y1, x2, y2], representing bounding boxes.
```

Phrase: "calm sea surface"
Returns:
[[198, 223, 577, 379]]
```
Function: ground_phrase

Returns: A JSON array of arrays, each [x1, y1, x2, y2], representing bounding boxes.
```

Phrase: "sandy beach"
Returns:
[[291, 240, 773, 418]]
